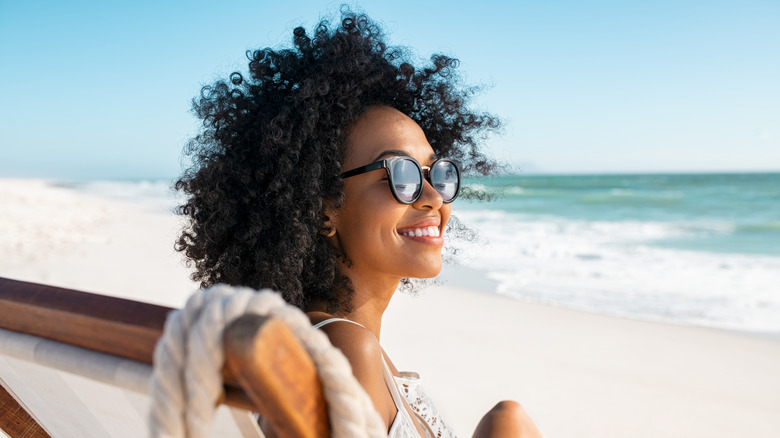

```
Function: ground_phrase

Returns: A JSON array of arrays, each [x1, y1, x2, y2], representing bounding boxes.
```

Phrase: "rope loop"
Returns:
[[149, 284, 386, 438]]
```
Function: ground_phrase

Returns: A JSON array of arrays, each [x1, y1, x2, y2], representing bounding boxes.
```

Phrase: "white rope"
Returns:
[[149, 284, 386, 438]]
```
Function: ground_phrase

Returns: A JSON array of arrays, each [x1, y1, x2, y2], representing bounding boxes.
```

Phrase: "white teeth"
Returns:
[[401, 226, 440, 237]]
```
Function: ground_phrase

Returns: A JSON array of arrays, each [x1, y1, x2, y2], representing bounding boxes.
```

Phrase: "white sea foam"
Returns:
[[452, 209, 780, 333]]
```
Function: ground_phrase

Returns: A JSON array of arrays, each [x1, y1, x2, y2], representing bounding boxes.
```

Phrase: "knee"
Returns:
[[489, 400, 526, 416], [474, 400, 541, 438]]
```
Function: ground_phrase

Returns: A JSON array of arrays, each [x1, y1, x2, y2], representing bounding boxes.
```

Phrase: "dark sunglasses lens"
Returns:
[[431, 160, 459, 201], [391, 159, 423, 203]]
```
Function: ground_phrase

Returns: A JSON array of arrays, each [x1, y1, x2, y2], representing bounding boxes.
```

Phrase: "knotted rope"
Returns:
[[149, 284, 386, 438]]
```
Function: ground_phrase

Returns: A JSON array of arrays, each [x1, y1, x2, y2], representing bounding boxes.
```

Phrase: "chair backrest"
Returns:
[[0, 277, 329, 438]]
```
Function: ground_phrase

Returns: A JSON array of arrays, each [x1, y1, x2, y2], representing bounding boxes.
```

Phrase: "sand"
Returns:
[[1, 178, 779, 437]]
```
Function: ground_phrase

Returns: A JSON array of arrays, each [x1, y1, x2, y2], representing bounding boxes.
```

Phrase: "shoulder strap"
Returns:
[[381, 357, 408, 412], [312, 317, 365, 329]]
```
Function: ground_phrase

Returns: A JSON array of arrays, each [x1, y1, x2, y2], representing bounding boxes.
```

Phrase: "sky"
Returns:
[[1, 0, 778, 179]]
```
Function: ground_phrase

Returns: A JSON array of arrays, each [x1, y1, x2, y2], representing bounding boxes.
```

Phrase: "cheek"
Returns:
[[336, 186, 406, 247]]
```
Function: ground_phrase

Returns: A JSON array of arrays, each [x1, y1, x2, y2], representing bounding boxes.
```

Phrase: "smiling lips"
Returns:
[[398, 225, 441, 237]]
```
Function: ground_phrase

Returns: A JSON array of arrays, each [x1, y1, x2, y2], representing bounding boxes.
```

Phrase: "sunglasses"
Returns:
[[341, 156, 461, 204]]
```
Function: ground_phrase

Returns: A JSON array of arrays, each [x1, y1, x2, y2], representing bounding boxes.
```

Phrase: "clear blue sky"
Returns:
[[1, 0, 778, 179]]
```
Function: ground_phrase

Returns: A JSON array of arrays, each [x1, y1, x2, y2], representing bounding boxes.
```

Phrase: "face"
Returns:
[[328, 106, 452, 284]]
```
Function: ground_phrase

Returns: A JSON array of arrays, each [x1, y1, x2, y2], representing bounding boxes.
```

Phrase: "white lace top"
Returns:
[[313, 318, 456, 438]]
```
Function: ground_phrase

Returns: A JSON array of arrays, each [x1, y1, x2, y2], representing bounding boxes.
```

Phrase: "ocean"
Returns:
[[67, 172, 780, 335], [453, 172, 780, 334]]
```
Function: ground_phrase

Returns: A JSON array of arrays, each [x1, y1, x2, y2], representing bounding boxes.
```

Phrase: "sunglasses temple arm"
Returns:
[[341, 160, 388, 178]]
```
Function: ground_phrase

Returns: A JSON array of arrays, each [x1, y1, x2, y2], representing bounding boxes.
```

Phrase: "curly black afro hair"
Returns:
[[175, 8, 500, 313]]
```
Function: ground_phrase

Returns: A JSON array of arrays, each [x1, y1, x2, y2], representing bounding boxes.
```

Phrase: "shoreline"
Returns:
[[439, 262, 780, 345]]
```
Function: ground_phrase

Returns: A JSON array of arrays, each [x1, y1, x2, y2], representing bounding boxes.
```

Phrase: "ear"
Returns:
[[320, 203, 338, 238]]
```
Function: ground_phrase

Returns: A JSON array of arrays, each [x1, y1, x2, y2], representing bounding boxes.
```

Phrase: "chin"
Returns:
[[406, 262, 443, 279]]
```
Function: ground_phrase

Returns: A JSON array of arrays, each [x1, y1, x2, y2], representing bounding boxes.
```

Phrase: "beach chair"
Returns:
[[0, 276, 329, 438]]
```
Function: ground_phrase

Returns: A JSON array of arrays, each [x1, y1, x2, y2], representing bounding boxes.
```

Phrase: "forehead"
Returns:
[[343, 106, 436, 168]]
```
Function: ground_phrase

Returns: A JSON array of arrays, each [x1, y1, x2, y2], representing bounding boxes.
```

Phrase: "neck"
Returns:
[[339, 268, 401, 340]]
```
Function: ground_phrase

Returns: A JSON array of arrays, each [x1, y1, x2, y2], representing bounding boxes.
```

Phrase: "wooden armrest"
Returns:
[[224, 315, 329, 438], [0, 277, 169, 365]]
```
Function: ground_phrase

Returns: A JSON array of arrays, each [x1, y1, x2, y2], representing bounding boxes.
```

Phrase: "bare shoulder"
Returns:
[[309, 316, 395, 428], [312, 318, 383, 378]]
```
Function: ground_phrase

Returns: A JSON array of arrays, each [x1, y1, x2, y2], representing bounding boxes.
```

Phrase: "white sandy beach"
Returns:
[[1, 178, 779, 437]]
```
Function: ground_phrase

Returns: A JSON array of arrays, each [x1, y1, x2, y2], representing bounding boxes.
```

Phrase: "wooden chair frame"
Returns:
[[0, 277, 329, 438]]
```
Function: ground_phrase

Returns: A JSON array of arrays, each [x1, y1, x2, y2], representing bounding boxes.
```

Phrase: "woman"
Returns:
[[175, 9, 541, 438]]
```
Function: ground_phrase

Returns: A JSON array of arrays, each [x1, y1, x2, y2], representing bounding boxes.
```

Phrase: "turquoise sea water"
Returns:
[[453, 172, 780, 334], [461, 172, 780, 257]]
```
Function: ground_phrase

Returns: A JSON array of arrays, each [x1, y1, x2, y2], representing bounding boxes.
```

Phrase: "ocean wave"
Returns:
[[452, 208, 780, 333]]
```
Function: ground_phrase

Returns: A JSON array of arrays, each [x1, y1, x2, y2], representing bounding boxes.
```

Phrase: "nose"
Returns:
[[413, 178, 444, 210]]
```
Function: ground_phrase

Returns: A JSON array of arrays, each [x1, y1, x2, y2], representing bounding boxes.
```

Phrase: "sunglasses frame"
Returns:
[[341, 156, 461, 204]]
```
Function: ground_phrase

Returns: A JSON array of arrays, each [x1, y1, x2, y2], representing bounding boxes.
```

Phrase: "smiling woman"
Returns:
[[174, 7, 540, 437], [328, 107, 452, 285]]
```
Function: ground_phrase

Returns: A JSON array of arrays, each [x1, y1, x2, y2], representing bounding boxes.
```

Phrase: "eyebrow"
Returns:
[[371, 149, 438, 163]]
